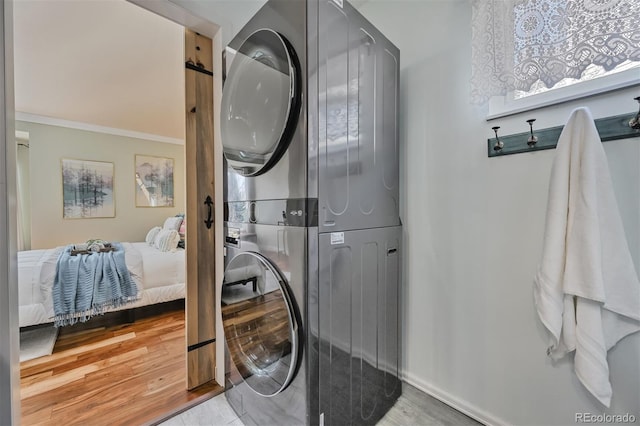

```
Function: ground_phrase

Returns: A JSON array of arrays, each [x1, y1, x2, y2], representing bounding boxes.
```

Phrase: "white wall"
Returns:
[[359, 1, 640, 424], [16, 121, 185, 249], [168, 0, 266, 45]]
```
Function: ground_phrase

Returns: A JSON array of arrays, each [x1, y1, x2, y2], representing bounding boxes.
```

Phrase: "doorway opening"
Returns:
[[13, 0, 223, 423]]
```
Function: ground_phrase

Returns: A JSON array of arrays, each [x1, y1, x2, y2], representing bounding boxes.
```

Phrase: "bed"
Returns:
[[19, 236, 185, 328]]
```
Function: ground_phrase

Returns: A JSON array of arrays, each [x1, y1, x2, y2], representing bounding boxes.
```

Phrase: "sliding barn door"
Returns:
[[185, 29, 216, 390]]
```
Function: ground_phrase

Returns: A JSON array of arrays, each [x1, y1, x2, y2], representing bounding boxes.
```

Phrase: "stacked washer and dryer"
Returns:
[[220, 0, 401, 424]]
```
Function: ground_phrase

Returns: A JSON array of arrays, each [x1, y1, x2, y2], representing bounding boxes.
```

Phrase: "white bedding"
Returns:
[[18, 242, 185, 328]]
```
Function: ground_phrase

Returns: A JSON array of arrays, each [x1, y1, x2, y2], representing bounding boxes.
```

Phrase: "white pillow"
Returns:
[[145, 226, 162, 245], [153, 229, 181, 252], [163, 216, 183, 232]]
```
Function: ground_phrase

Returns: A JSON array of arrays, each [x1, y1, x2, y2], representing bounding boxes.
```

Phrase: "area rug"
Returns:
[[20, 326, 58, 362]]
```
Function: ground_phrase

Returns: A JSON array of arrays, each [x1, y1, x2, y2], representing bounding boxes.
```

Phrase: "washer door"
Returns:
[[221, 251, 300, 397], [220, 29, 301, 176]]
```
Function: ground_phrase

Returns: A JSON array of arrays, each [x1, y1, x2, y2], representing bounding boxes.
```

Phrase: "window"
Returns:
[[471, 0, 640, 117]]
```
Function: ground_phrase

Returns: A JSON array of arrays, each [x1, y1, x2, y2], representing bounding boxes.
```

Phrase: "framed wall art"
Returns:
[[135, 154, 174, 207], [61, 158, 115, 219]]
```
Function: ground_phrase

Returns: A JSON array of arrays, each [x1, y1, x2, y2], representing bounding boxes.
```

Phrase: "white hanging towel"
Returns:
[[533, 107, 640, 407]]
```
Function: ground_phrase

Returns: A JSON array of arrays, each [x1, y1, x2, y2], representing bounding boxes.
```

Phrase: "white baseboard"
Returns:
[[401, 371, 508, 426]]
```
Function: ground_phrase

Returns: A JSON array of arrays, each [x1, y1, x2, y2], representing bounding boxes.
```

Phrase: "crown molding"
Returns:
[[15, 112, 184, 145]]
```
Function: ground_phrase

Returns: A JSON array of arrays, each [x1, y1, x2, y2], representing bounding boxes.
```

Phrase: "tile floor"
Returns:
[[159, 383, 481, 426]]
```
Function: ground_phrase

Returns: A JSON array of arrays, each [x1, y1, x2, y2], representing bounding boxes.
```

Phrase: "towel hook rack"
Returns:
[[488, 103, 640, 158]]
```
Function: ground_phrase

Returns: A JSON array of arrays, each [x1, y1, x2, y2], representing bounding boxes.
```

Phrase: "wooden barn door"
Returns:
[[184, 29, 216, 389]]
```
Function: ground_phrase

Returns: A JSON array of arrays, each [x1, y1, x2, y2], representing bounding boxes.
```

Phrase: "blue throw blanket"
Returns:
[[52, 242, 139, 327]]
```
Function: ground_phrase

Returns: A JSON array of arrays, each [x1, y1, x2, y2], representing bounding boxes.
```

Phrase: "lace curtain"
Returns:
[[471, 0, 640, 104]]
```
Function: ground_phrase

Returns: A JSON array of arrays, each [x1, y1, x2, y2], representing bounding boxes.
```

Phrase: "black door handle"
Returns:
[[204, 195, 213, 229]]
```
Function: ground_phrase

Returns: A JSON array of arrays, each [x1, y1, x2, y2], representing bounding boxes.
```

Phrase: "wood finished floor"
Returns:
[[20, 309, 222, 426]]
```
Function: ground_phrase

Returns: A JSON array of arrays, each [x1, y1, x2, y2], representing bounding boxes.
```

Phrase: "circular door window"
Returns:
[[220, 29, 301, 176], [221, 252, 300, 397]]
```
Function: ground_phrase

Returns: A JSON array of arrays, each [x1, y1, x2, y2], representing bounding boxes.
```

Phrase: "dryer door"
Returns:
[[221, 251, 300, 397], [220, 29, 301, 177]]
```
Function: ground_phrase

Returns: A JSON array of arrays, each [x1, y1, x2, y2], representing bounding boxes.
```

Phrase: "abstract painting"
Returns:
[[62, 158, 115, 219], [135, 154, 174, 207]]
